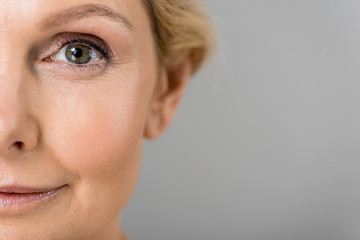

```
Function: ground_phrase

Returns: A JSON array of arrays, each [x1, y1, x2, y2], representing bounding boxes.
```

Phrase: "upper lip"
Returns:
[[0, 185, 65, 194]]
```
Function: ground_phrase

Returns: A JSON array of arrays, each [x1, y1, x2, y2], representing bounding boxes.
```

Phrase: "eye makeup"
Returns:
[[51, 34, 112, 62], [38, 32, 115, 76]]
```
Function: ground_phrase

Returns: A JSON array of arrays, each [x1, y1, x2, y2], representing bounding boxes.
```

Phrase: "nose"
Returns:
[[0, 71, 39, 155], [0, 111, 38, 154]]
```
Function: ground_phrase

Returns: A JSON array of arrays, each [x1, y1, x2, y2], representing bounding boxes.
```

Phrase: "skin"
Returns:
[[0, 0, 192, 239]]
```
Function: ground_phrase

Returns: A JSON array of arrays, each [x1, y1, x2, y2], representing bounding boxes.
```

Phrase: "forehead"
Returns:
[[0, 0, 146, 31]]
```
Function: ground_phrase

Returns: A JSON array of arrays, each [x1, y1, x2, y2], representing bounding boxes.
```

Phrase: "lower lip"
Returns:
[[0, 186, 65, 209]]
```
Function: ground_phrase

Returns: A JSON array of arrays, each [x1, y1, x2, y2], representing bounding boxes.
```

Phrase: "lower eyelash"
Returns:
[[42, 60, 108, 75]]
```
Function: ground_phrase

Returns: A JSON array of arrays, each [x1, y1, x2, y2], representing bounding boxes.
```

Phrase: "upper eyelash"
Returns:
[[55, 35, 111, 61]]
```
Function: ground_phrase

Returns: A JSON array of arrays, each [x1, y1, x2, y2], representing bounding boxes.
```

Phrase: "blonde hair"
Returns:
[[142, 0, 216, 73]]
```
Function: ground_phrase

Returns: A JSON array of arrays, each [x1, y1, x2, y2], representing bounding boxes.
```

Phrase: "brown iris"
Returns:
[[65, 44, 92, 64]]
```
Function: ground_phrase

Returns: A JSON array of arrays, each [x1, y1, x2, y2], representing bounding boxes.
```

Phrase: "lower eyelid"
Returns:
[[54, 60, 107, 69], [38, 57, 108, 75]]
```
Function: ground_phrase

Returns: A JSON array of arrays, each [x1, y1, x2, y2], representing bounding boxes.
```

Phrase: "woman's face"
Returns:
[[0, 0, 174, 239]]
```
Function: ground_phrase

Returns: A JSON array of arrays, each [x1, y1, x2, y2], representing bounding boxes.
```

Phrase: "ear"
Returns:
[[144, 55, 193, 139]]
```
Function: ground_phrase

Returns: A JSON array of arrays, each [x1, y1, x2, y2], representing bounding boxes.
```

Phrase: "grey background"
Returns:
[[122, 1, 360, 239]]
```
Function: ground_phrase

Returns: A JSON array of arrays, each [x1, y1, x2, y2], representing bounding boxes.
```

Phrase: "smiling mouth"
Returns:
[[0, 185, 67, 209]]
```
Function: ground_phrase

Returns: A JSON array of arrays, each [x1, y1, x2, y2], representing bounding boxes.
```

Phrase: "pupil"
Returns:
[[72, 47, 83, 58]]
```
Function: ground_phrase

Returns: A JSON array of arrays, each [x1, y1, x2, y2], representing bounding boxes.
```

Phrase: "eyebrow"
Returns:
[[39, 4, 135, 31]]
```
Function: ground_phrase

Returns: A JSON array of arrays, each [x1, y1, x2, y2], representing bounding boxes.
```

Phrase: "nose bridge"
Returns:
[[1, 75, 22, 116]]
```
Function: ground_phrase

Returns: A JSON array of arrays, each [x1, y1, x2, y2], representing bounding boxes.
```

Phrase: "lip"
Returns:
[[0, 185, 66, 210]]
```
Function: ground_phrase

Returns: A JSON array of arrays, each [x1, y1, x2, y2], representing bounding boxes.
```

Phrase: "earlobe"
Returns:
[[144, 55, 193, 139]]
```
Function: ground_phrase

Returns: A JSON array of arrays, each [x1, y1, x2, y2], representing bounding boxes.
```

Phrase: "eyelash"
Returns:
[[44, 34, 113, 71], [57, 36, 111, 61]]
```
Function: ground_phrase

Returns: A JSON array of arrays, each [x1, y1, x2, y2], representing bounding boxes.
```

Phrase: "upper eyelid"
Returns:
[[54, 36, 110, 58], [39, 33, 113, 63]]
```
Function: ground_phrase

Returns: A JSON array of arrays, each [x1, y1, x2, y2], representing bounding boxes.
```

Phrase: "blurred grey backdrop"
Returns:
[[123, 1, 360, 239]]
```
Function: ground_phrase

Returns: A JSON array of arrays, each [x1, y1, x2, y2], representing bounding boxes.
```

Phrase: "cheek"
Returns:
[[40, 76, 147, 207], [56, 93, 142, 174]]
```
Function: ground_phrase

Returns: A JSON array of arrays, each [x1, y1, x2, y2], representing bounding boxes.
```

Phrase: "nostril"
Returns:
[[13, 141, 24, 149]]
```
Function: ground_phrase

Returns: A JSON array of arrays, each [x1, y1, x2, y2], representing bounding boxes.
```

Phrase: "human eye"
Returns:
[[52, 43, 102, 64], [44, 34, 112, 69]]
